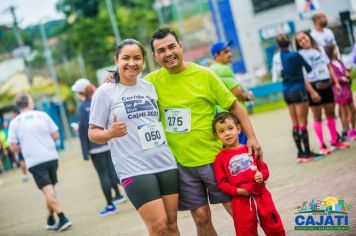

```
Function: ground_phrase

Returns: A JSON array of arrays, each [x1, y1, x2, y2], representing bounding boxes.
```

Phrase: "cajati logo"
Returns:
[[294, 197, 351, 231]]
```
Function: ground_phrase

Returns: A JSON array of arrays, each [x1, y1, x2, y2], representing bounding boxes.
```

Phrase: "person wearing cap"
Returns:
[[210, 40, 254, 144], [72, 78, 127, 217]]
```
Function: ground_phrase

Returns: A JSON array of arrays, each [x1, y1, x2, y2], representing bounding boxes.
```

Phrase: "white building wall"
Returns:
[[229, 0, 352, 76]]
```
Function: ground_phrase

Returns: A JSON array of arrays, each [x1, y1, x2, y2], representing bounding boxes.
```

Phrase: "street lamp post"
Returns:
[[39, 21, 72, 146], [171, 0, 192, 60], [105, 0, 121, 45]]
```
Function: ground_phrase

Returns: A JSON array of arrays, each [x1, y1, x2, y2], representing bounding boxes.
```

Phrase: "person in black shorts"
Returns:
[[295, 31, 350, 154], [272, 34, 324, 163], [7, 94, 72, 232]]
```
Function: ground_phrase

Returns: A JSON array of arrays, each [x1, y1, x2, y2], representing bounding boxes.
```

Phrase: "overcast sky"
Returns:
[[0, 0, 64, 28]]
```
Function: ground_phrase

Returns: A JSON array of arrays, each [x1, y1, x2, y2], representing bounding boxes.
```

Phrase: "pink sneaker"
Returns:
[[331, 141, 350, 149], [348, 130, 356, 141], [319, 145, 332, 155]]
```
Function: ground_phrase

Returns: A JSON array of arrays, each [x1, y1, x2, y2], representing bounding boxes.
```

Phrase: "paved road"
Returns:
[[0, 108, 355, 236]]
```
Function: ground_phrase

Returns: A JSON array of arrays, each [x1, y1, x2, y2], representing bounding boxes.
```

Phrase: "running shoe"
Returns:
[[22, 175, 30, 183], [99, 204, 118, 217], [113, 195, 127, 204], [319, 145, 332, 155], [331, 141, 350, 150], [55, 217, 72, 232], [297, 157, 313, 164], [305, 151, 325, 160], [45, 216, 56, 230], [338, 132, 347, 142], [297, 151, 305, 158], [347, 130, 356, 141]]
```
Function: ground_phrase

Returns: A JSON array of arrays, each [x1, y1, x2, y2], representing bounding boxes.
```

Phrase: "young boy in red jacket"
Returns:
[[213, 112, 285, 236]]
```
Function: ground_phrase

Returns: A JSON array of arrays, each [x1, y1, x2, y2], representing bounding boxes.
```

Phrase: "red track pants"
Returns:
[[232, 190, 285, 236]]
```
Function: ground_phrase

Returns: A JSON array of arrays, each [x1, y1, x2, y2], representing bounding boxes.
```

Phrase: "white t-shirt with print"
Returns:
[[89, 79, 177, 180], [7, 110, 59, 168], [311, 28, 336, 47], [298, 46, 330, 83]]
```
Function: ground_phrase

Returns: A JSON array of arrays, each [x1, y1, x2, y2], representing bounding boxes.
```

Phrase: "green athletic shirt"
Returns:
[[209, 62, 240, 90], [144, 63, 237, 167], [210, 62, 244, 113]]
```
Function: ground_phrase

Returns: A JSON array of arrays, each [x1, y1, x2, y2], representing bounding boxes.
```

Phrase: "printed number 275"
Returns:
[[168, 117, 183, 126]]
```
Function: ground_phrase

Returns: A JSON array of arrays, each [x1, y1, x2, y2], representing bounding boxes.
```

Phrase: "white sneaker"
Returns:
[[113, 196, 127, 204]]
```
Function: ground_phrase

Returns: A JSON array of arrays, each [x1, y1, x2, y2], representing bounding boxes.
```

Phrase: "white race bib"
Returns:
[[316, 64, 329, 78], [137, 122, 167, 149], [164, 108, 191, 133]]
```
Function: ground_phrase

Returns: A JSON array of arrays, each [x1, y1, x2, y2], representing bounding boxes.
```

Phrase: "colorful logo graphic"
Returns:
[[294, 197, 351, 231]]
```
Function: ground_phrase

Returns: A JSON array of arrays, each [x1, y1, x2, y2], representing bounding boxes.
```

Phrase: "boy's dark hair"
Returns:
[[295, 31, 319, 51], [324, 44, 336, 61], [150, 27, 180, 52], [276, 34, 290, 49], [212, 112, 240, 133], [15, 94, 31, 110]]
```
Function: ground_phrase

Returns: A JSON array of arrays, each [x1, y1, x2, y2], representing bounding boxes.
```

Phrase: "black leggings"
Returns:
[[91, 151, 122, 205]]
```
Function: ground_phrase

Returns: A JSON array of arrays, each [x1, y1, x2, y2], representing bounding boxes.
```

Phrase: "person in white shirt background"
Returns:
[[310, 11, 337, 47]]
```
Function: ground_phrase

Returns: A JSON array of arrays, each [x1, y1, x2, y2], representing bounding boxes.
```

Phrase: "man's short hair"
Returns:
[[15, 94, 31, 110], [150, 27, 180, 52]]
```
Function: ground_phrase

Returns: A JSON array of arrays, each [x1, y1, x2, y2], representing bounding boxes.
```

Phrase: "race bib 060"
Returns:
[[164, 108, 191, 133], [316, 64, 329, 78], [137, 122, 167, 149]]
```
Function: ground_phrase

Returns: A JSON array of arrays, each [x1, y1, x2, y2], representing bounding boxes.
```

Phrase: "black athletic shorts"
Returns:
[[18, 152, 24, 161], [28, 160, 58, 189], [121, 168, 179, 210], [308, 79, 334, 106], [283, 89, 309, 105]]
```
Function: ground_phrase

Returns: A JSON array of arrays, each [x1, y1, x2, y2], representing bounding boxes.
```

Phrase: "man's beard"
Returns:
[[320, 21, 328, 28]]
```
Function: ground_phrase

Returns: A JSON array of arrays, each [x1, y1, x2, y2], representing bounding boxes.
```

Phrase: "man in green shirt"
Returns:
[[209, 41, 254, 145], [209, 41, 254, 106], [146, 27, 262, 236]]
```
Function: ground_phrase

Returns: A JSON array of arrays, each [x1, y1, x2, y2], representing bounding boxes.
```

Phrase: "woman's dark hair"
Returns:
[[113, 38, 146, 83], [276, 34, 290, 49], [212, 112, 240, 133], [294, 31, 319, 51], [150, 27, 180, 52], [324, 44, 337, 61]]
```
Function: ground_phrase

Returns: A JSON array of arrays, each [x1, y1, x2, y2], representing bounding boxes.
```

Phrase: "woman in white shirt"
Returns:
[[295, 31, 350, 155], [88, 39, 179, 236]]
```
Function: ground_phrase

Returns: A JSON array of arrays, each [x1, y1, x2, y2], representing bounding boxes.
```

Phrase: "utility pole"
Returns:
[[4, 5, 32, 83], [171, 0, 192, 60], [153, 1, 165, 26], [105, 0, 121, 45], [77, 53, 87, 78], [39, 21, 72, 145], [7, 5, 24, 46]]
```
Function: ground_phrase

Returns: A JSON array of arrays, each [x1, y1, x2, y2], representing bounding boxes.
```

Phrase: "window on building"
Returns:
[[252, 0, 294, 13]]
